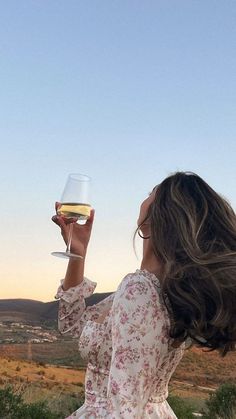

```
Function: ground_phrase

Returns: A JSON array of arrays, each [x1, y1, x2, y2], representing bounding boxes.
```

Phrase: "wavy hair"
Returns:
[[139, 172, 236, 356]]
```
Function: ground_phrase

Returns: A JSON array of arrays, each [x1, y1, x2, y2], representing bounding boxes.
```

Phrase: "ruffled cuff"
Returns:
[[55, 277, 97, 303]]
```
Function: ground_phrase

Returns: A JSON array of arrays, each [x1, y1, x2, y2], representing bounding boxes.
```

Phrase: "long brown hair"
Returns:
[[140, 172, 236, 356]]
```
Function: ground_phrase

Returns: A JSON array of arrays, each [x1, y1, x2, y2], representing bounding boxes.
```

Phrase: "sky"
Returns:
[[0, 1, 235, 301]]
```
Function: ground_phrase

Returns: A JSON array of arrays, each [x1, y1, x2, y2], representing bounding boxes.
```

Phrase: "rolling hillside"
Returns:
[[0, 292, 113, 325]]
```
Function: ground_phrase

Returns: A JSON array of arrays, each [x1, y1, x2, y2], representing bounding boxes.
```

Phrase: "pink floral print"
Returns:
[[55, 270, 185, 418]]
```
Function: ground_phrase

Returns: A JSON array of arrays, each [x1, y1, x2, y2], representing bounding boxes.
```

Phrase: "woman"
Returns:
[[52, 172, 236, 418]]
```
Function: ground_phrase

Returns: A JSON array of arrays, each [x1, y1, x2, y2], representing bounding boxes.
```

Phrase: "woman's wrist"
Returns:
[[63, 257, 86, 290]]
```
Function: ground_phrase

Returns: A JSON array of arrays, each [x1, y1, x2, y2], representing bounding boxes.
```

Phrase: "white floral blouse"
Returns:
[[55, 269, 185, 418]]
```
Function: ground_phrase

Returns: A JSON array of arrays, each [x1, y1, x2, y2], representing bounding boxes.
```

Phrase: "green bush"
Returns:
[[49, 392, 84, 418], [18, 400, 59, 419], [0, 386, 59, 419], [0, 386, 23, 418], [202, 383, 236, 419], [168, 394, 195, 419]]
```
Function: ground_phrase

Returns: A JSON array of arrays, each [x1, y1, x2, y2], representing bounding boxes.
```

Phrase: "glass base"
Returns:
[[51, 251, 83, 259]]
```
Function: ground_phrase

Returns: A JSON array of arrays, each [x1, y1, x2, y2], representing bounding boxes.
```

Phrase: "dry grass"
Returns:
[[168, 346, 236, 409], [173, 347, 236, 388], [0, 357, 85, 405], [0, 341, 83, 366], [0, 344, 235, 409]]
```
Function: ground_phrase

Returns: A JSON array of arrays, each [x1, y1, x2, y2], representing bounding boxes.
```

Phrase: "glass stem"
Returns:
[[66, 223, 74, 254]]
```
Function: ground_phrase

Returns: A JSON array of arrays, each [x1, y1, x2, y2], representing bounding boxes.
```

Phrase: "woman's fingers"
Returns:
[[52, 215, 61, 226], [52, 215, 69, 243], [86, 209, 95, 226], [52, 205, 95, 247], [54, 202, 78, 224], [55, 202, 60, 211], [52, 215, 67, 229]]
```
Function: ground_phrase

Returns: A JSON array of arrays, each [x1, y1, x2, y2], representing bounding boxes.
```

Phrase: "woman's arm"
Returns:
[[52, 203, 95, 289], [63, 258, 85, 290], [55, 277, 114, 336], [53, 206, 114, 335]]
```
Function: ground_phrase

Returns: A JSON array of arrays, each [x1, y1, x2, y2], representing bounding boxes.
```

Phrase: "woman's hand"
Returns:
[[52, 202, 95, 258]]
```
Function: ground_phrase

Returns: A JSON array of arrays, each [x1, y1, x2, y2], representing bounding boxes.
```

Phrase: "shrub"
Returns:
[[19, 400, 59, 419], [2, 370, 9, 377], [37, 362, 46, 367], [0, 386, 23, 417], [37, 369, 45, 376], [168, 394, 195, 419], [73, 381, 84, 387], [0, 386, 59, 419], [202, 383, 236, 419]]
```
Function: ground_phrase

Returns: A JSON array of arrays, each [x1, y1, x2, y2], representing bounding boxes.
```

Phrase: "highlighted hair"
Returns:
[[143, 172, 236, 356]]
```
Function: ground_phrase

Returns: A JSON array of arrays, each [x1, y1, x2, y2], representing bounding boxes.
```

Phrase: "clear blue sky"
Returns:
[[0, 1, 235, 301]]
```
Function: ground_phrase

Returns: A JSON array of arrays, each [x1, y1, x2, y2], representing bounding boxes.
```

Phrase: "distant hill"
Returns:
[[0, 292, 113, 325]]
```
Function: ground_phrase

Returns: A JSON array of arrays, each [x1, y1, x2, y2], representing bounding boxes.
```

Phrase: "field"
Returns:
[[0, 340, 85, 367], [0, 342, 235, 415], [0, 357, 85, 417], [173, 347, 236, 388], [0, 357, 85, 393]]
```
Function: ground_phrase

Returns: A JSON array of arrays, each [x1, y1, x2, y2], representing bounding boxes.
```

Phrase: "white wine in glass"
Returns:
[[52, 173, 91, 259], [57, 203, 91, 219]]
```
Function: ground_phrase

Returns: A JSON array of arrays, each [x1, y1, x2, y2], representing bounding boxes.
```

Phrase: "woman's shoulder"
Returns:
[[115, 269, 162, 302], [112, 270, 171, 335]]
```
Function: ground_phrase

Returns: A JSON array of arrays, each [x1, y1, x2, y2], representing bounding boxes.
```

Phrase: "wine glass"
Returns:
[[51, 173, 91, 259]]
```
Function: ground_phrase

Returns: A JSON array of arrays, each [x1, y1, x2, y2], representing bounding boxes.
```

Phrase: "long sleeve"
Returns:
[[55, 277, 114, 337], [106, 274, 169, 418]]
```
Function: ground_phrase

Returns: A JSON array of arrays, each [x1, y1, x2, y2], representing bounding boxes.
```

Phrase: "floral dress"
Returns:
[[55, 269, 185, 418]]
